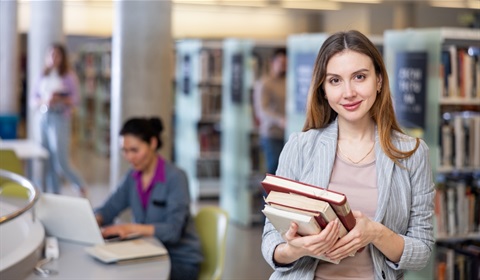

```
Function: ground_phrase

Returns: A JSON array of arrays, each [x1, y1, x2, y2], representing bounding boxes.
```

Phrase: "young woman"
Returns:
[[95, 117, 202, 280], [34, 43, 87, 196], [261, 30, 435, 279]]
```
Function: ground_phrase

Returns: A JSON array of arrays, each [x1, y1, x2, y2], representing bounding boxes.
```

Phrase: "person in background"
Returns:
[[254, 48, 287, 176], [34, 43, 87, 196], [261, 30, 435, 279], [95, 117, 203, 280]]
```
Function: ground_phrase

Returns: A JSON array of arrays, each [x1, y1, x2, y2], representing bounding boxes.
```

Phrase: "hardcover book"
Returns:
[[264, 191, 348, 237], [261, 174, 356, 232]]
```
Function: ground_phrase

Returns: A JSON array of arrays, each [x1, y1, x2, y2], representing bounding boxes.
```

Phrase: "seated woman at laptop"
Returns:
[[95, 117, 202, 280]]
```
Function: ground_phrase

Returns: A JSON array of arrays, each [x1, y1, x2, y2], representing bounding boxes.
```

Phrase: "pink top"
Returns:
[[315, 155, 378, 280], [132, 156, 165, 210]]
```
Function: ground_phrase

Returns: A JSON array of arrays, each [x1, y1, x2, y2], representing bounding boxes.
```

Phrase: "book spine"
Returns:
[[330, 204, 356, 231]]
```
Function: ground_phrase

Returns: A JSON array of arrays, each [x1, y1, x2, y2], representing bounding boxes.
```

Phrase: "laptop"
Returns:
[[35, 193, 105, 245], [36, 193, 168, 263]]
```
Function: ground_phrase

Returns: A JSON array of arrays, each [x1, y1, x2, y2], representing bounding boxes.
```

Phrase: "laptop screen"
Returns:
[[35, 193, 105, 245]]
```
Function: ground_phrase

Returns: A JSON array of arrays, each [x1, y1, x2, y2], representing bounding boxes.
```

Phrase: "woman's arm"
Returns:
[[325, 211, 405, 262], [95, 173, 132, 226], [149, 166, 192, 244]]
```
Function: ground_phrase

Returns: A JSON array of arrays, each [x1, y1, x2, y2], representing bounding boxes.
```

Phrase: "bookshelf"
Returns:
[[174, 39, 223, 201], [75, 42, 112, 156], [218, 39, 286, 226], [285, 33, 329, 137], [384, 27, 480, 280]]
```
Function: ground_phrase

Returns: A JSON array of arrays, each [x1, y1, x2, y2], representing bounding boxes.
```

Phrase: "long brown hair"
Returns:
[[303, 30, 419, 164], [43, 43, 70, 76]]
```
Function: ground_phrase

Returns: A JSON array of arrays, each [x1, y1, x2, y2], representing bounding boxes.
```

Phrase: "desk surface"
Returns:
[[25, 238, 171, 280], [0, 139, 49, 159]]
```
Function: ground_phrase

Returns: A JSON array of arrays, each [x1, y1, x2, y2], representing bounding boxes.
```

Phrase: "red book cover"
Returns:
[[261, 174, 356, 232]]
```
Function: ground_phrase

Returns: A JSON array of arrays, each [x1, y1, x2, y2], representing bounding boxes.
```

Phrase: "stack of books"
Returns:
[[261, 174, 357, 264]]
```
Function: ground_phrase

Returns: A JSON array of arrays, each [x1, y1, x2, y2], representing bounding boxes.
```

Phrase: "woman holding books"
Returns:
[[33, 43, 87, 196], [261, 30, 435, 279], [95, 117, 203, 280]]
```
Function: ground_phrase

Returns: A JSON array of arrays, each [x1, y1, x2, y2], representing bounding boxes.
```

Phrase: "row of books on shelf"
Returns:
[[200, 88, 222, 117], [261, 174, 358, 264], [435, 173, 480, 238], [199, 48, 223, 81], [198, 122, 221, 154], [196, 158, 220, 178], [76, 51, 112, 79], [435, 239, 479, 280], [441, 45, 480, 100], [440, 112, 480, 170]]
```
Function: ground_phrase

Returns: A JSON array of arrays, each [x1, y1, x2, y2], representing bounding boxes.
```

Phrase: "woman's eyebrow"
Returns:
[[326, 68, 370, 77]]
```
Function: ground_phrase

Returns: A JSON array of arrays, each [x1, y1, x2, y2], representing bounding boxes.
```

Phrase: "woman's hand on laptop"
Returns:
[[101, 223, 154, 240]]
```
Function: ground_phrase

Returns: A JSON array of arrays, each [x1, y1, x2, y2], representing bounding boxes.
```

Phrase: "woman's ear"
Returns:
[[377, 75, 383, 92], [150, 137, 158, 150]]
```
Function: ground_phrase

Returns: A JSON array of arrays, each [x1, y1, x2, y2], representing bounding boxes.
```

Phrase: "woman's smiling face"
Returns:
[[323, 49, 382, 124]]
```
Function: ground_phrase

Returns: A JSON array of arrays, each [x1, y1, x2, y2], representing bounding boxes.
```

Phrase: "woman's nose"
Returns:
[[343, 82, 356, 98]]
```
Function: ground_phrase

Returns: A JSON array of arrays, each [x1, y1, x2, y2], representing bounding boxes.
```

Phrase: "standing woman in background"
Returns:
[[95, 117, 203, 280], [254, 48, 288, 176], [34, 43, 87, 196], [261, 30, 435, 279]]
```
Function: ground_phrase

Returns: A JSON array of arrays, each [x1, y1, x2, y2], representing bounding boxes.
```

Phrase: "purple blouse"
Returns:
[[132, 156, 165, 210]]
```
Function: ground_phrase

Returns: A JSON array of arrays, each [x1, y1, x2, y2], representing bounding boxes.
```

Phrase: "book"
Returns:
[[262, 204, 321, 236], [264, 191, 348, 237], [261, 174, 356, 232], [263, 191, 354, 264]]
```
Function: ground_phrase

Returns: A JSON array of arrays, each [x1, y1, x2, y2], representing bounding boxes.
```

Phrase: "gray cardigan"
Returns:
[[95, 161, 203, 265], [261, 119, 435, 280]]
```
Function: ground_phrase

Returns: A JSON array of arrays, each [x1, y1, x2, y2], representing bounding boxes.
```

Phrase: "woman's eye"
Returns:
[[330, 78, 340, 84], [355, 74, 366, 80]]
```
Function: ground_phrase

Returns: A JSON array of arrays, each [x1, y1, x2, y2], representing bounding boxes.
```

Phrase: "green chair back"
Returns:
[[195, 206, 229, 280], [0, 149, 28, 198]]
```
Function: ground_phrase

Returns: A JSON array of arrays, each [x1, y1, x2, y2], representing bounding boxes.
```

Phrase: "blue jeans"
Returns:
[[40, 112, 85, 194], [260, 137, 285, 175]]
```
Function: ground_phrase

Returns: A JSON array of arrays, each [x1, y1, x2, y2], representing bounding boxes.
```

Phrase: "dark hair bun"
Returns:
[[149, 117, 164, 134]]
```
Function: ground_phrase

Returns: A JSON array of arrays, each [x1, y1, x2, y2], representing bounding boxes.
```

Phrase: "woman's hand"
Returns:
[[101, 223, 155, 239], [101, 224, 137, 239], [274, 218, 341, 265], [49, 92, 73, 107], [325, 211, 380, 261]]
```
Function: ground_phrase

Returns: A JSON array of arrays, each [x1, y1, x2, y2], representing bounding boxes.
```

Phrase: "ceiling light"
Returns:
[[281, 0, 340, 10], [329, 0, 382, 3], [219, 0, 268, 7], [429, 0, 480, 9], [172, 0, 219, 5]]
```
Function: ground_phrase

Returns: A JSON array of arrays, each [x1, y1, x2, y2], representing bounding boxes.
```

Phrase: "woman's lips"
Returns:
[[342, 100, 362, 111]]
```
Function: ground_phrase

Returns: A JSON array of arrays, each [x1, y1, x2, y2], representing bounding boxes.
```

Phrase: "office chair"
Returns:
[[195, 206, 229, 280], [0, 149, 29, 198]]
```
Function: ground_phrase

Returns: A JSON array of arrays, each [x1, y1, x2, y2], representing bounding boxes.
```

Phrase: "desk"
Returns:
[[26, 238, 171, 280], [0, 139, 49, 190]]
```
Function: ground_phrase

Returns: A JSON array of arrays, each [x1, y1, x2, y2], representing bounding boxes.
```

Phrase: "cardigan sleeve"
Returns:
[[387, 140, 435, 270], [261, 132, 301, 272], [95, 172, 132, 225]]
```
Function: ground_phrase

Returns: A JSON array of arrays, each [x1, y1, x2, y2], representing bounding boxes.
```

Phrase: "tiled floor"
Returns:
[[64, 146, 272, 279]]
